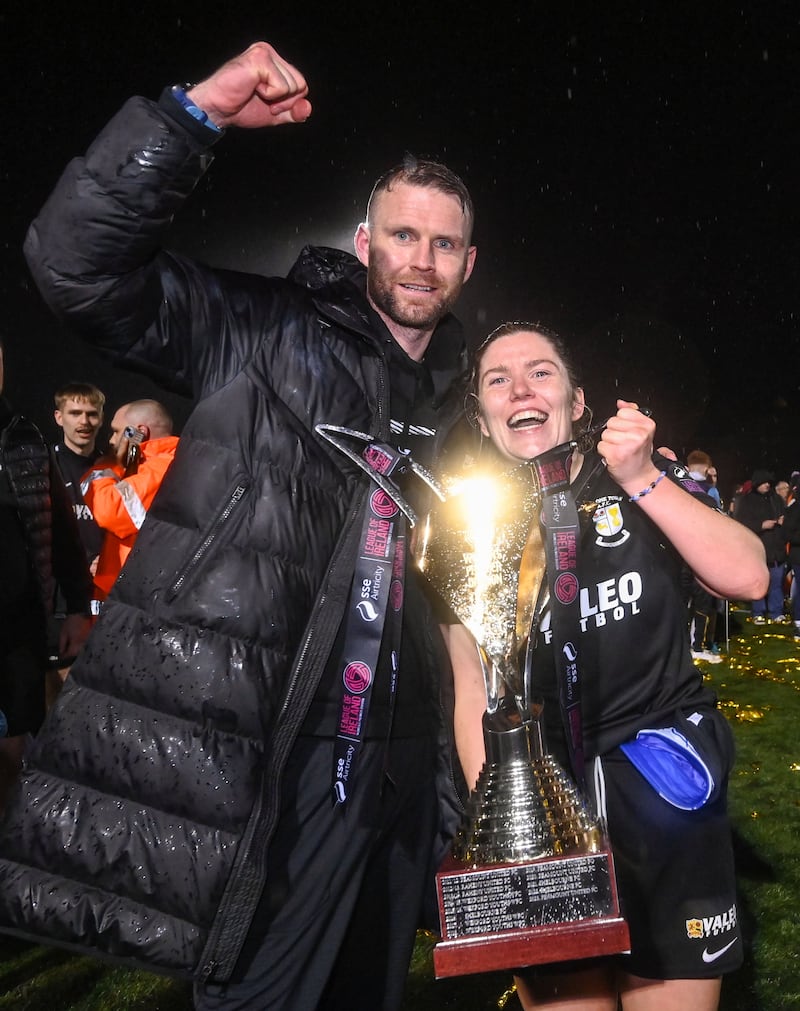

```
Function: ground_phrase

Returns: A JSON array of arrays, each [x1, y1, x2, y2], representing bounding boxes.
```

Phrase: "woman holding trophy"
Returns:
[[440, 322, 767, 1010]]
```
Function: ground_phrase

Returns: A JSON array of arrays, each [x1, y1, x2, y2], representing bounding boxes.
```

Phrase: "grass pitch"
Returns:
[[0, 607, 797, 1009]]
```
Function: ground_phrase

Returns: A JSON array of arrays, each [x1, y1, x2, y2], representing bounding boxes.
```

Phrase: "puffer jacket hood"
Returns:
[[288, 243, 365, 292]]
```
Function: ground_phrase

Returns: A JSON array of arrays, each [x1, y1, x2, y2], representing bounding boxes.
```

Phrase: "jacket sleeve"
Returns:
[[83, 451, 174, 539], [783, 501, 800, 546], [732, 496, 760, 534], [23, 95, 294, 400], [49, 453, 93, 615]]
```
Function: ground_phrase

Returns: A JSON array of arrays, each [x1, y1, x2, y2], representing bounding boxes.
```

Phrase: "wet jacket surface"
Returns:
[[0, 96, 465, 981], [83, 435, 179, 598]]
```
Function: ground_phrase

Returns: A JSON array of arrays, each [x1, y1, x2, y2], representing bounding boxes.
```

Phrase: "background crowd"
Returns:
[[0, 359, 179, 809]]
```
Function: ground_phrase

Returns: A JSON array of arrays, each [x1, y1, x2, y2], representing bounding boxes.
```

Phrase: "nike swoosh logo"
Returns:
[[702, 938, 738, 963]]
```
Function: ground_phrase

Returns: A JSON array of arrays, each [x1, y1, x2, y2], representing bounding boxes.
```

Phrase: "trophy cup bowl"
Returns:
[[416, 462, 630, 978]]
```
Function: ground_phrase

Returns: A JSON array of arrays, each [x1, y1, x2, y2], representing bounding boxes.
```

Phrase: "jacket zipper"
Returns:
[[197, 488, 368, 982], [165, 481, 248, 603], [198, 353, 390, 982]]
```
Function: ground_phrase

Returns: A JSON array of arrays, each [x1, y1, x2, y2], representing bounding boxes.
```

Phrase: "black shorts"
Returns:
[[0, 642, 45, 737], [518, 749, 741, 983], [597, 748, 741, 978]]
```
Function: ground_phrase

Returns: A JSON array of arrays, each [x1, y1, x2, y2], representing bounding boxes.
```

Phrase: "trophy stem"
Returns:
[[452, 700, 602, 867], [453, 723, 554, 865]]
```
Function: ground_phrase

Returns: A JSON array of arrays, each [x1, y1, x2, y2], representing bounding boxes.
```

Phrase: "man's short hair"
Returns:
[[54, 382, 106, 413], [366, 154, 474, 235], [686, 449, 712, 470], [124, 399, 173, 438]]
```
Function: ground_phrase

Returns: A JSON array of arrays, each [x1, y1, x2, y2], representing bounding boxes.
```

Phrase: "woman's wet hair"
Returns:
[[466, 321, 587, 434]]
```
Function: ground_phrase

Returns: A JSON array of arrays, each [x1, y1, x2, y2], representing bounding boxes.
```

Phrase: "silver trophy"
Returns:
[[416, 461, 629, 977]]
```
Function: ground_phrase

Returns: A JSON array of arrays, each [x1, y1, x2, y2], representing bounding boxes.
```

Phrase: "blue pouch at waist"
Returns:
[[620, 720, 714, 811]]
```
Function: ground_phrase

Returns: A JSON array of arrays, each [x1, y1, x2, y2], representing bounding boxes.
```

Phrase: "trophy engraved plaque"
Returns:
[[417, 462, 629, 978]]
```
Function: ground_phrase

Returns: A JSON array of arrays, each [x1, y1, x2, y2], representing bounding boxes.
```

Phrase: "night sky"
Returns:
[[3, 2, 798, 502]]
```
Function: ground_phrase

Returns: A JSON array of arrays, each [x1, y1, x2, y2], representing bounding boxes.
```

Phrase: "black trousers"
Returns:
[[689, 581, 717, 650], [194, 733, 438, 1011], [0, 638, 45, 737]]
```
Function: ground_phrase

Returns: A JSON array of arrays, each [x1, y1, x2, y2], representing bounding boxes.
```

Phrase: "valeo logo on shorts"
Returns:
[[685, 904, 737, 939]]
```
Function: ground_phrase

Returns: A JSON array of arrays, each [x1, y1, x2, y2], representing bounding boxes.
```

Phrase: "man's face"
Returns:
[[355, 182, 476, 351], [107, 407, 132, 462], [54, 397, 102, 455]]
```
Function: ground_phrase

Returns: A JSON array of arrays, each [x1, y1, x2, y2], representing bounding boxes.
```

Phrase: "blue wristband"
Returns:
[[629, 470, 667, 503], [170, 85, 222, 133]]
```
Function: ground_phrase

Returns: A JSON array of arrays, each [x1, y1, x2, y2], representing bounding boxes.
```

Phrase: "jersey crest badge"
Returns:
[[592, 496, 630, 548]]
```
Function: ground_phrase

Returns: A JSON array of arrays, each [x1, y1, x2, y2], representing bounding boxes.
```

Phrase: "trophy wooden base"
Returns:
[[434, 849, 631, 979]]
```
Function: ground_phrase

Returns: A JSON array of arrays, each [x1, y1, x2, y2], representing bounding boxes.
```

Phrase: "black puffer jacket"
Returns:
[[0, 97, 464, 981], [735, 487, 786, 565], [783, 498, 800, 568]]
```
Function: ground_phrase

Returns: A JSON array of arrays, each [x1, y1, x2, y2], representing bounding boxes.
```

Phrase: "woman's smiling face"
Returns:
[[476, 329, 585, 463]]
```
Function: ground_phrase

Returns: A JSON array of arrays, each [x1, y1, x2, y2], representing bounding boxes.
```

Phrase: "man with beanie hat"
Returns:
[[734, 470, 786, 622]]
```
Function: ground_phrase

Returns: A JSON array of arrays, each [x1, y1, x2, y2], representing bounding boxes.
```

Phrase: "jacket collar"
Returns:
[[287, 244, 468, 381]]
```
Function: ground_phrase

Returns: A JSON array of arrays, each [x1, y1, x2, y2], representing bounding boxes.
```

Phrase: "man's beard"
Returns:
[[367, 269, 461, 331]]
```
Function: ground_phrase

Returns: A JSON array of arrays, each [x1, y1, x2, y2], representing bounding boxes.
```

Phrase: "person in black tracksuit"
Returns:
[[52, 382, 106, 572], [50, 383, 105, 676], [0, 339, 92, 809]]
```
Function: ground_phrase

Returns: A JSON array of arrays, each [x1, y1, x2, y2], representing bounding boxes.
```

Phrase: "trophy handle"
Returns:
[[476, 643, 525, 718], [315, 423, 446, 527], [528, 699, 547, 760], [476, 642, 500, 715]]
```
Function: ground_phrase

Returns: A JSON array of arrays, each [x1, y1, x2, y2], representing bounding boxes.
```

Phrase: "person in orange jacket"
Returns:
[[82, 399, 178, 601]]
